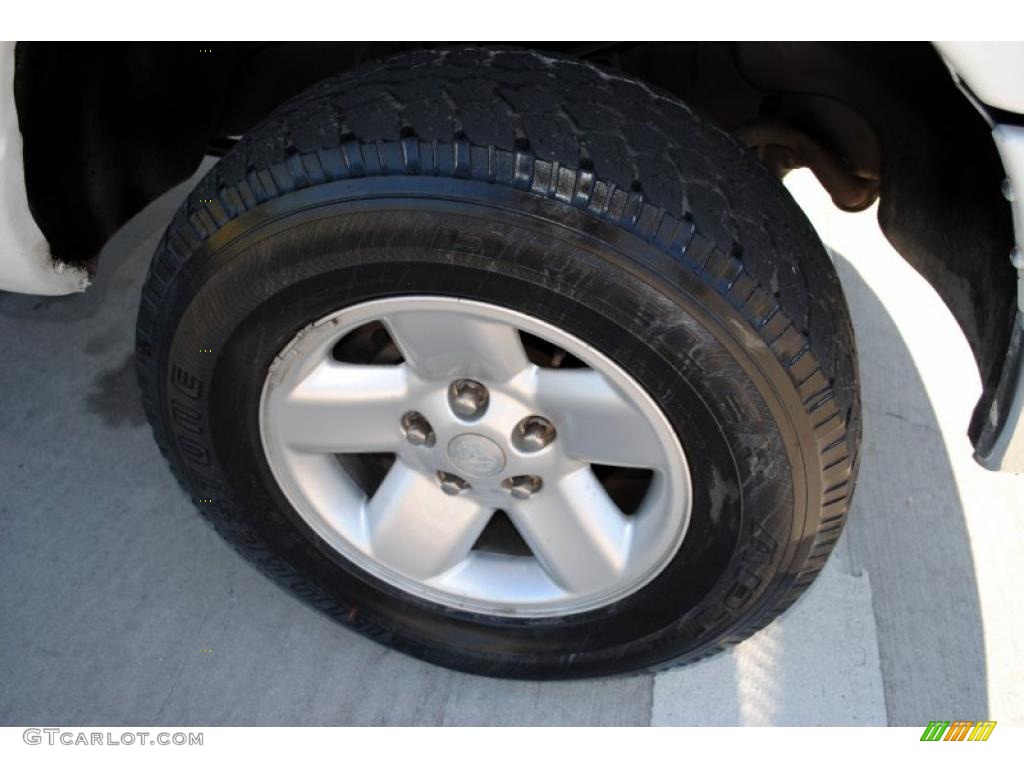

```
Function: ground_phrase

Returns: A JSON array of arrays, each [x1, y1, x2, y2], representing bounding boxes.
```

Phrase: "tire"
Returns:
[[136, 48, 860, 679]]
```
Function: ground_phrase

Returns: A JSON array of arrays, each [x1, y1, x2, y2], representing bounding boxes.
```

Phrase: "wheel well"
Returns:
[[13, 41, 1016, 442]]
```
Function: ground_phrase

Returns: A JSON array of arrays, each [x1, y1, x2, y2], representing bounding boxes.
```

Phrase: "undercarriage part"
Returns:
[[736, 118, 880, 211]]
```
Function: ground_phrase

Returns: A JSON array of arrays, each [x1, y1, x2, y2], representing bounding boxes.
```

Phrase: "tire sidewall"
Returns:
[[150, 178, 820, 676]]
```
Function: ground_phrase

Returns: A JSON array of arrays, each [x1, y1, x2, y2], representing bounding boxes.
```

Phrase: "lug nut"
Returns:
[[438, 471, 471, 496], [401, 411, 435, 447], [448, 379, 489, 419], [504, 475, 543, 499], [513, 416, 556, 452]]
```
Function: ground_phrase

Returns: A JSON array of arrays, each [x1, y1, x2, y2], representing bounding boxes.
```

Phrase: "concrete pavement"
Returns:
[[0, 165, 1020, 725]]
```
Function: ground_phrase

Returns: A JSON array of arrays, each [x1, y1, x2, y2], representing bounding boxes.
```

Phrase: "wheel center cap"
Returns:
[[447, 433, 506, 478]]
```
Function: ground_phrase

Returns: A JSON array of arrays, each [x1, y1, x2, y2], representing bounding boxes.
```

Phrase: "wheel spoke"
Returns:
[[507, 467, 631, 594], [365, 461, 493, 579], [383, 309, 531, 382], [269, 360, 408, 453], [535, 368, 666, 468]]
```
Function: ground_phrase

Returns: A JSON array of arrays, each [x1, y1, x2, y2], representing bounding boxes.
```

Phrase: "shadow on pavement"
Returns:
[[832, 249, 988, 725], [0, 160, 655, 726], [0, 164, 989, 725]]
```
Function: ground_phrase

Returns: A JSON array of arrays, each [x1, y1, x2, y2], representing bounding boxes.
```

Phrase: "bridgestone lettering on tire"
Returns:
[[136, 48, 861, 678]]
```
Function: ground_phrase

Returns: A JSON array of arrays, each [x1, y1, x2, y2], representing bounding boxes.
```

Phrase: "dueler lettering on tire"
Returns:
[[135, 48, 860, 678]]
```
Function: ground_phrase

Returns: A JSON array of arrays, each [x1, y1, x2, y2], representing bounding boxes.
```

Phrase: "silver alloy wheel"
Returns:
[[259, 297, 692, 617]]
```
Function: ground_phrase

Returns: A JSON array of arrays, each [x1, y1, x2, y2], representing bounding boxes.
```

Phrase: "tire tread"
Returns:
[[136, 47, 861, 675]]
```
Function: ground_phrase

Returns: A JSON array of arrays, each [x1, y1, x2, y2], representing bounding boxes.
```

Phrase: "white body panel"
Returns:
[[993, 125, 1024, 312], [936, 42, 1024, 114], [979, 125, 1024, 472], [0, 41, 88, 295]]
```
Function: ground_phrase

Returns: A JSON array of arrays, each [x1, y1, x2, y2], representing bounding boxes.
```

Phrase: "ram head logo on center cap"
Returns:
[[447, 434, 507, 478]]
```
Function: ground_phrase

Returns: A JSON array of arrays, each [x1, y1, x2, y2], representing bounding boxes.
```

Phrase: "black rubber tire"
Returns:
[[136, 48, 860, 679]]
